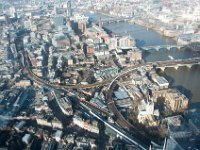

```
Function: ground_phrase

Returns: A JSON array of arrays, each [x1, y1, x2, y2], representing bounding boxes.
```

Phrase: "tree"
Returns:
[[76, 43, 81, 49], [86, 75, 96, 84]]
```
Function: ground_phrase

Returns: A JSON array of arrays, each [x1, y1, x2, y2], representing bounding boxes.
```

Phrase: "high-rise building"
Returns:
[[67, 0, 72, 17], [78, 21, 87, 33], [98, 17, 102, 28], [152, 0, 161, 11]]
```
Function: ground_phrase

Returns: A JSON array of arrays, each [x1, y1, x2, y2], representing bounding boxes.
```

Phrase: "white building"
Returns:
[[36, 118, 63, 129], [151, 75, 169, 89], [24, 20, 32, 29], [54, 130, 63, 142], [22, 134, 32, 145], [109, 36, 135, 50], [73, 116, 99, 134], [114, 88, 129, 100], [71, 14, 89, 22], [138, 100, 159, 123], [23, 36, 30, 45], [118, 36, 135, 49], [15, 80, 31, 87]]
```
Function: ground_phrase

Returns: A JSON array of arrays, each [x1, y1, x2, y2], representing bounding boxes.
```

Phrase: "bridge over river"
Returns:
[[140, 45, 186, 51], [106, 57, 200, 142], [155, 57, 200, 71], [95, 17, 131, 25]]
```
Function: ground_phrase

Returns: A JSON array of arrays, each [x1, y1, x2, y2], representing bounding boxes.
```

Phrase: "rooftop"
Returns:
[[114, 88, 129, 100]]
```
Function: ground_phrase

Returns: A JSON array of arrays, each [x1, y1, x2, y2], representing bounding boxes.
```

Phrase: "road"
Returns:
[[22, 51, 111, 115], [80, 102, 148, 150], [19, 50, 149, 149], [106, 57, 200, 145], [20, 49, 200, 149], [0, 115, 35, 121]]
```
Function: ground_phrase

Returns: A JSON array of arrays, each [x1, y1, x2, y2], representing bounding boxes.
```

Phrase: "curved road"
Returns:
[[22, 51, 110, 116], [21, 49, 200, 148], [106, 57, 200, 143]]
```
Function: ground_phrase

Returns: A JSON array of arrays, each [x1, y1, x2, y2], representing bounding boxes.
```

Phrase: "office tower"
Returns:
[[67, 0, 72, 17]]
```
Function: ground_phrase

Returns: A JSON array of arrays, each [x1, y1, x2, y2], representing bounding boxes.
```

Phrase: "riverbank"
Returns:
[[129, 19, 179, 41], [158, 65, 200, 110], [102, 22, 176, 47], [94, 11, 179, 41]]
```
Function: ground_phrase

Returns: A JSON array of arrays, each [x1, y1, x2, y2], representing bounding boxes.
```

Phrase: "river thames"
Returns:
[[86, 12, 200, 110]]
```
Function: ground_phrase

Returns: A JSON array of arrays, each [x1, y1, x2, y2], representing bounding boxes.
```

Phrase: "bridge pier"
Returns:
[[141, 45, 186, 52], [157, 67, 165, 72], [166, 47, 171, 51], [185, 64, 192, 69], [173, 66, 179, 70], [170, 47, 178, 50], [177, 46, 184, 50]]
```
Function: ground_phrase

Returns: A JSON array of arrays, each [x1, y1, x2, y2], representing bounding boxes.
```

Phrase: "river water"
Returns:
[[159, 66, 200, 109], [86, 12, 200, 110]]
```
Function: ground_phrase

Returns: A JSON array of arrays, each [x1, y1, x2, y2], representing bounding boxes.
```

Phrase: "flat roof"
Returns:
[[114, 88, 129, 100]]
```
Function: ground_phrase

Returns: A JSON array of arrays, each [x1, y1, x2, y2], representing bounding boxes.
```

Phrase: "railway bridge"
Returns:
[[155, 57, 200, 71], [140, 45, 186, 51]]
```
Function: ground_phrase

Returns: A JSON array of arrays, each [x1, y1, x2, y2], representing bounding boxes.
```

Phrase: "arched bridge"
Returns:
[[140, 45, 186, 51], [97, 17, 131, 25], [155, 57, 200, 71]]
